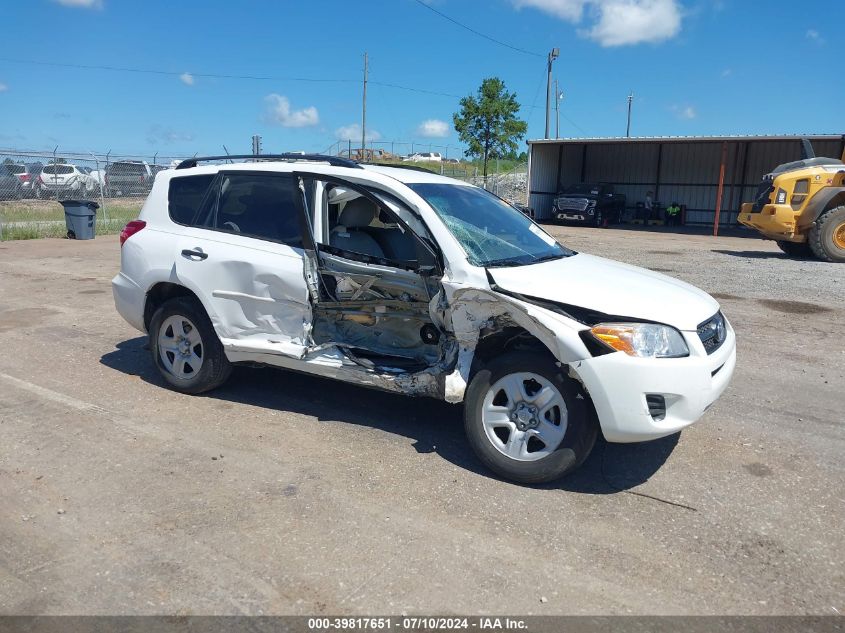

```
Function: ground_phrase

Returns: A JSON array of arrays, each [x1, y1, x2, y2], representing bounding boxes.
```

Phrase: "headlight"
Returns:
[[589, 323, 689, 358]]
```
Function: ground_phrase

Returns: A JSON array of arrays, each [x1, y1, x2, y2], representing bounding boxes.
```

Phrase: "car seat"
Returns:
[[330, 197, 385, 258]]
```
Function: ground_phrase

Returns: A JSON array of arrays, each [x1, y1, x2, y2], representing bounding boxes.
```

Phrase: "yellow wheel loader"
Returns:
[[739, 139, 845, 262]]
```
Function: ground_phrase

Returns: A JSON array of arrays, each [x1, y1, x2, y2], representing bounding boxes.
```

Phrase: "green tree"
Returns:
[[453, 77, 527, 180]]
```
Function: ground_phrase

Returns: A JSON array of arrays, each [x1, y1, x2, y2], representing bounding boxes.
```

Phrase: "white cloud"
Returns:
[[585, 0, 682, 46], [335, 123, 381, 142], [179, 72, 195, 86], [263, 94, 319, 128], [806, 29, 825, 45], [146, 125, 195, 145], [417, 119, 450, 138], [52, 0, 103, 8], [512, 0, 586, 21], [513, 0, 681, 47], [671, 105, 696, 120], [0, 83, 7, 93]]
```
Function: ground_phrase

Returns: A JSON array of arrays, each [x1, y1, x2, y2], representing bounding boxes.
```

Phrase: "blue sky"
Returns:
[[1, 0, 842, 158]]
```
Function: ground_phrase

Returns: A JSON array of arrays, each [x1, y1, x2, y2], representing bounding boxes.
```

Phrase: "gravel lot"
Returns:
[[0, 227, 842, 616]]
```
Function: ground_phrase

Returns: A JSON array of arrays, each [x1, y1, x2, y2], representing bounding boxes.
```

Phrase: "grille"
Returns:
[[697, 312, 727, 355], [556, 197, 589, 212]]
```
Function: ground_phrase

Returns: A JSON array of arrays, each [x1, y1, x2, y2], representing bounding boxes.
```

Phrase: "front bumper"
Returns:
[[569, 324, 736, 443]]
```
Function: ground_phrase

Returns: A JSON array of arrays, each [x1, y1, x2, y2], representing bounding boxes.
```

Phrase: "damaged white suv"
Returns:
[[113, 154, 736, 484]]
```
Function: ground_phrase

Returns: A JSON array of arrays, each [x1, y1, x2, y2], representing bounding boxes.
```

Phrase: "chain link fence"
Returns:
[[324, 139, 529, 208], [1, 145, 530, 240], [0, 148, 184, 241]]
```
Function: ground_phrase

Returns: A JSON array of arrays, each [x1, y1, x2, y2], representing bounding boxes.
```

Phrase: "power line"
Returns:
[[369, 81, 460, 99], [0, 56, 468, 100], [412, 0, 543, 58], [0, 57, 358, 84]]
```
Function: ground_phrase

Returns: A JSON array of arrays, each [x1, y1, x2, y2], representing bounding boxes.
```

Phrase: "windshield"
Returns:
[[564, 183, 600, 195], [409, 183, 573, 267]]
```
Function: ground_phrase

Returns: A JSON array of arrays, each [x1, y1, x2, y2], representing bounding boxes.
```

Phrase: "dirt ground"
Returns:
[[0, 226, 842, 616]]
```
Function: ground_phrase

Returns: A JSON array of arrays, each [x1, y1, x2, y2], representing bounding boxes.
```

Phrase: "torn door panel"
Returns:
[[202, 259, 312, 357]]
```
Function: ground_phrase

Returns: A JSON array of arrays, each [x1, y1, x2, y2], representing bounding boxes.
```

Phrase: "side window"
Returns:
[[315, 180, 425, 266], [211, 173, 302, 247], [168, 175, 215, 225]]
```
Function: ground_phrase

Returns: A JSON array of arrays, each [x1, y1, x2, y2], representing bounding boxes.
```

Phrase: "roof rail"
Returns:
[[175, 153, 362, 170], [361, 162, 438, 174]]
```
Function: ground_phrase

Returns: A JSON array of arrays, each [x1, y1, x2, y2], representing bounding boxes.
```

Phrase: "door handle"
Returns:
[[181, 248, 208, 260]]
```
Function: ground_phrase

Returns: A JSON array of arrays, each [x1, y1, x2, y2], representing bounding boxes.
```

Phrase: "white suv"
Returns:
[[113, 153, 736, 484]]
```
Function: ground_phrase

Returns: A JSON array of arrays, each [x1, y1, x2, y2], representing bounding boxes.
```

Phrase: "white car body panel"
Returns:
[[489, 253, 719, 332], [174, 226, 312, 359], [112, 160, 736, 444]]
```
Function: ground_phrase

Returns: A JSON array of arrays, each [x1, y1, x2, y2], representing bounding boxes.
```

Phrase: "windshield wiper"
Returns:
[[484, 256, 533, 268], [532, 252, 566, 263]]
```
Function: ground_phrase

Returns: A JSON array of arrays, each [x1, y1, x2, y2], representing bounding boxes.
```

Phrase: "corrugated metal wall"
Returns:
[[528, 137, 844, 225]]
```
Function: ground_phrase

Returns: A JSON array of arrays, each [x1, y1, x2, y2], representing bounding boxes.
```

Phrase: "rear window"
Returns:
[[42, 165, 74, 175], [169, 175, 215, 225], [8, 165, 25, 175], [108, 162, 147, 175]]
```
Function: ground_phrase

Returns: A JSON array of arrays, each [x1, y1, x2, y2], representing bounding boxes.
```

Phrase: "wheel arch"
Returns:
[[797, 187, 845, 229], [144, 282, 203, 332], [443, 287, 591, 404]]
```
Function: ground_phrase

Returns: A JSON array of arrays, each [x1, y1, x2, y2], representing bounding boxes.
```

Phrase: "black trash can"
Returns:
[[61, 200, 99, 240]]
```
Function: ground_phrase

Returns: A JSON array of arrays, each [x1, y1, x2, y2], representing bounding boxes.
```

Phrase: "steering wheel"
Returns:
[[223, 221, 241, 232]]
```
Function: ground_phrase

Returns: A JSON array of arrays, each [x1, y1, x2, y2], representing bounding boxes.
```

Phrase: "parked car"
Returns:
[[553, 183, 627, 226], [105, 160, 155, 196], [113, 154, 736, 484], [5, 163, 37, 197], [0, 164, 24, 200], [87, 166, 106, 192], [404, 152, 442, 163], [36, 163, 96, 199]]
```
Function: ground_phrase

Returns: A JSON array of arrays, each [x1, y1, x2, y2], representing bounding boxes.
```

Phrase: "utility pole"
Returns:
[[361, 52, 368, 162], [544, 48, 559, 139], [626, 93, 634, 138], [555, 80, 565, 139], [252, 135, 262, 155]]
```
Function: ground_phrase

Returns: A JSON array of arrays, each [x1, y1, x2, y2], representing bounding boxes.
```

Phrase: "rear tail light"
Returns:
[[119, 220, 146, 246], [19, 174, 30, 182]]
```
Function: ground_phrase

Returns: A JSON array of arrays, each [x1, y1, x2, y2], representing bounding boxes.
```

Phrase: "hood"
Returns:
[[489, 253, 719, 331]]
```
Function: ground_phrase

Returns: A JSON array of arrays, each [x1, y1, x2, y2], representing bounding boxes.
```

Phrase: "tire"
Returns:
[[149, 296, 232, 394], [463, 351, 598, 484], [808, 205, 845, 263], [776, 240, 814, 258]]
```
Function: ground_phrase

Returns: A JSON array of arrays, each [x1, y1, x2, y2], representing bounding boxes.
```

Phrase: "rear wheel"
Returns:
[[809, 205, 845, 263], [463, 351, 598, 484], [776, 240, 813, 258], [150, 297, 232, 394]]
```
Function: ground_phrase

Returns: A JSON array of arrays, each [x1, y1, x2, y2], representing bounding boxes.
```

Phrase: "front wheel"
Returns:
[[149, 296, 232, 394], [464, 352, 598, 484], [808, 205, 845, 263]]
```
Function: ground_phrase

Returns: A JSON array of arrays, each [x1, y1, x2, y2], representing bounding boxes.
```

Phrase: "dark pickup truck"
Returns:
[[553, 183, 626, 226]]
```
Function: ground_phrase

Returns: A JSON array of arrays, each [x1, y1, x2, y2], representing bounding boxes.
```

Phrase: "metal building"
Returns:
[[527, 134, 845, 227]]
